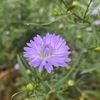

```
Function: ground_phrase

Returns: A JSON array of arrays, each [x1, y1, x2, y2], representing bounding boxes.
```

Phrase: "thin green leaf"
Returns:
[[49, 66, 75, 93], [49, 51, 82, 93], [41, 81, 50, 93], [20, 56, 40, 80], [11, 91, 25, 99], [17, 55, 30, 83], [81, 63, 100, 74], [57, 94, 65, 100]]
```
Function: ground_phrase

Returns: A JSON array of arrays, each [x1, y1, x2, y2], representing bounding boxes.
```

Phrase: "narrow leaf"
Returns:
[[49, 51, 82, 93], [81, 63, 100, 74], [17, 55, 30, 83], [49, 66, 75, 93], [11, 91, 25, 99]]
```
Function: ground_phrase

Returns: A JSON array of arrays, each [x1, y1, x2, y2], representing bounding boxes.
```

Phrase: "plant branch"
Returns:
[[83, 0, 93, 19], [0, 14, 70, 26], [60, 0, 91, 25]]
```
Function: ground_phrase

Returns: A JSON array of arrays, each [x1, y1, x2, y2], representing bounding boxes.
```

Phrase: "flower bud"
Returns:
[[24, 98, 29, 100], [26, 83, 35, 92], [82, 48, 87, 54], [67, 11, 71, 14], [79, 96, 84, 100], [58, 23, 64, 29], [79, 93, 85, 100], [68, 80, 74, 86], [77, 34, 82, 40], [94, 46, 100, 52], [26, 69, 32, 76], [66, 66, 71, 70], [72, 1, 78, 7], [20, 86, 26, 91]]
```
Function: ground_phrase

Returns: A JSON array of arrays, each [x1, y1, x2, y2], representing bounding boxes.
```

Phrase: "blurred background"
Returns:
[[0, 0, 100, 100]]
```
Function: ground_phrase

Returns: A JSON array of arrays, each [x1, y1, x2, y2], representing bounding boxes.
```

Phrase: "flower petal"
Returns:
[[44, 63, 53, 73], [39, 64, 43, 72]]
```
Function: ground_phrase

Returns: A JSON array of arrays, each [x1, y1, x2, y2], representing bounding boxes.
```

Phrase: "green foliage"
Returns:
[[17, 55, 30, 83], [0, 0, 100, 100]]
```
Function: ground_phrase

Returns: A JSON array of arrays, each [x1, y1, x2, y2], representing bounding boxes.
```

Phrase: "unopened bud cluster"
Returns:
[[26, 83, 35, 92]]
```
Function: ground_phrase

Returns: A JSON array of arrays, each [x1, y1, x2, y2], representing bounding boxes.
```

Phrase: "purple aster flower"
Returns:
[[49, 17, 55, 22], [92, 9, 99, 15], [23, 33, 71, 73], [14, 64, 19, 70], [93, 20, 100, 25]]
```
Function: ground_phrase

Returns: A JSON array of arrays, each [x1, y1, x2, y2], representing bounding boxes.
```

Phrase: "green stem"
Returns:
[[91, 23, 100, 44], [49, 51, 83, 93], [83, 0, 93, 19], [60, 0, 69, 9], [0, 14, 70, 26], [60, 0, 91, 25]]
